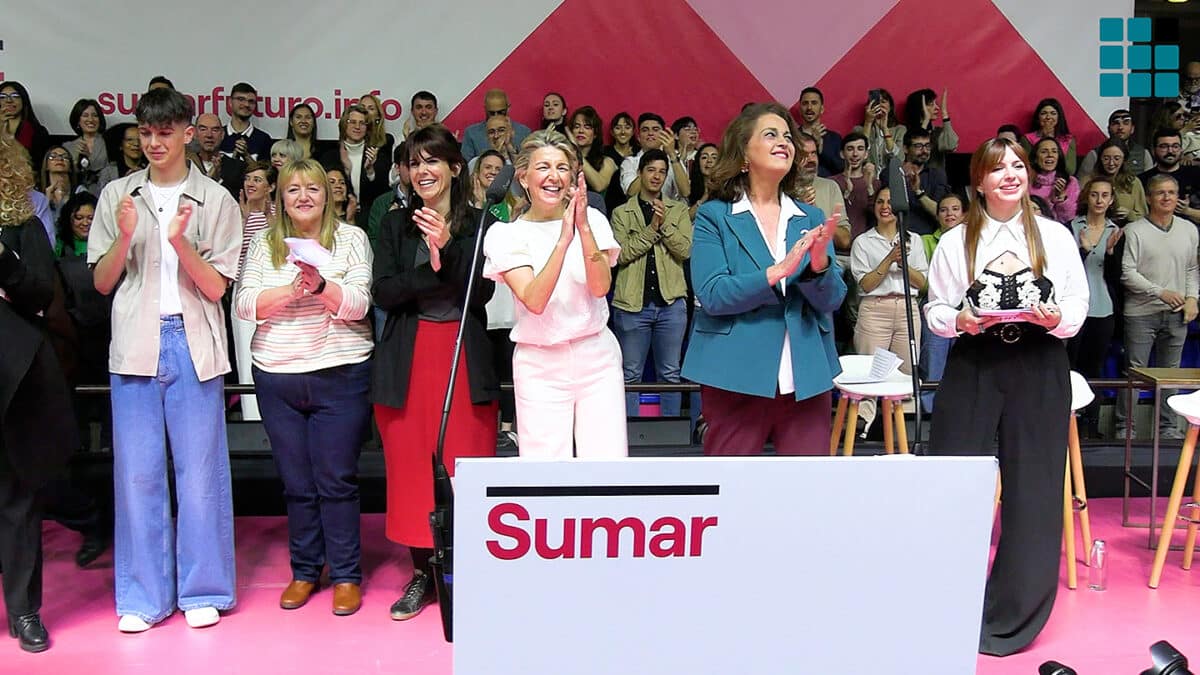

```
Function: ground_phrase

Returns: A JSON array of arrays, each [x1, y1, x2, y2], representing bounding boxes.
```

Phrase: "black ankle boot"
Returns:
[[8, 613, 49, 653]]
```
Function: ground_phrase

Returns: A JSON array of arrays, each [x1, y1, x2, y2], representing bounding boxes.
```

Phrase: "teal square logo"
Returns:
[[1100, 73, 1124, 97], [1100, 45, 1123, 69], [1156, 72, 1179, 97], [1128, 17, 1151, 42], [1129, 72, 1152, 97], [1100, 17, 1123, 41], [1099, 16, 1177, 98], [1156, 45, 1180, 70], [1129, 44, 1152, 70]]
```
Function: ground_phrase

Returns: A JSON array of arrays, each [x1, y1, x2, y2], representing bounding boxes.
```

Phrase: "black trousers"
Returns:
[[930, 330, 1070, 657], [0, 448, 42, 618]]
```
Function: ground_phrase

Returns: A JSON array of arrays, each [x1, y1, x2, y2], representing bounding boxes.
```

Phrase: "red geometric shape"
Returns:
[[808, 0, 1104, 155], [441, 0, 774, 147]]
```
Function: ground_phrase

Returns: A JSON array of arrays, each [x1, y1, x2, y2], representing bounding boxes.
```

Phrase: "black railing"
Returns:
[[73, 377, 1142, 396]]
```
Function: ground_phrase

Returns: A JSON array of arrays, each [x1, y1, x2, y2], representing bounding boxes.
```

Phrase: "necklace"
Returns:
[[148, 180, 187, 213]]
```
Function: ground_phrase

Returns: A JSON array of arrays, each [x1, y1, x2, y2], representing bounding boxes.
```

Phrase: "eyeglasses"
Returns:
[[0, 93, 20, 102], [1157, 143, 1183, 151], [909, 142, 932, 150], [486, 108, 509, 117], [47, 153, 70, 161], [346, 119, 367, 127], [487, 128, 508, 137], [1110, 116, 1132, 124]]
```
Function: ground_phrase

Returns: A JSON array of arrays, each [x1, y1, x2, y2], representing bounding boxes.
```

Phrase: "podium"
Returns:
[[453, 456, 997, 675]]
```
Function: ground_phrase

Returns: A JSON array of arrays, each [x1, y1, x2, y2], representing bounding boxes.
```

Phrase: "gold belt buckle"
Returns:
[[998, 323, 1023, 344]]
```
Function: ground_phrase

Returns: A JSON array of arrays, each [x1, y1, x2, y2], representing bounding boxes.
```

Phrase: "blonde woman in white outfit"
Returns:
[[484, 130, 627, 459]]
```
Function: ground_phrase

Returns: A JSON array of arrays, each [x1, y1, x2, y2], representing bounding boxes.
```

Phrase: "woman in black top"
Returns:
[[371, 124, 498, 622]]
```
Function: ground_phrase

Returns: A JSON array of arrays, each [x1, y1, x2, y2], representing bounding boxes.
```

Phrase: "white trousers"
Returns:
[[231, 282, 261, 421], [513, 328, 628, 459]]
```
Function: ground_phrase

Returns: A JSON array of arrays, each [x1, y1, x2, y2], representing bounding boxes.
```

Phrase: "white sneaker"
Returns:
[[118, 615, 152, 633], [184, 607, 219, 628]]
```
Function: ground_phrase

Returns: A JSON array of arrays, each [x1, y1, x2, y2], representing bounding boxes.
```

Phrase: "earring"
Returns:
[[741, 162, 749, 173]]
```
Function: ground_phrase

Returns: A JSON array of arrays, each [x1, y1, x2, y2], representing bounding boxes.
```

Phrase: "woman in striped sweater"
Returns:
[[234, 158, 375, 616]]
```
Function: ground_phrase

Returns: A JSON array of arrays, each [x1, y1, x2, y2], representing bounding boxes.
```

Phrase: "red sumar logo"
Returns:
[[483, 484, 719, 561]]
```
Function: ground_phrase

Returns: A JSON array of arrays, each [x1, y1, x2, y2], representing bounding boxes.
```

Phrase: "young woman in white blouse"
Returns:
[[234, 158, 374, 617], [849, 186, 927, 432], [483, 130, 626, 459], [924, 137, 1087, 656]]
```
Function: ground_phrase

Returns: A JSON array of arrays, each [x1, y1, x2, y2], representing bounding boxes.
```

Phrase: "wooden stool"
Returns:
[[830, 355, 913, 457], [1148, 391, 1200, 588], [994, 370, 1095, 590]]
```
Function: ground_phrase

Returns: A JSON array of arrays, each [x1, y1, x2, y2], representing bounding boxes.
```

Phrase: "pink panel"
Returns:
[[684, 0, 900, 103], [813, 0, 1104, 151], [440, 0, 773, 147]]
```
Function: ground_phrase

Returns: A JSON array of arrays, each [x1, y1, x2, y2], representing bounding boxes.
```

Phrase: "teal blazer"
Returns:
[[682, 197, 845, 400]]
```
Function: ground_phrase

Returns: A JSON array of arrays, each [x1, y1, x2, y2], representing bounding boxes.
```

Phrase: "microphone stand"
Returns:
[[429, 168, 512, 643], [889, 167, 924, 455]]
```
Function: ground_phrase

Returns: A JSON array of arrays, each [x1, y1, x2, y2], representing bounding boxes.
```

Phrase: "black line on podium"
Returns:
[[486, 485, 720, 497]]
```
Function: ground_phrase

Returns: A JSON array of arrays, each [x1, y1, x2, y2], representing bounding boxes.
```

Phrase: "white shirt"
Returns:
[[483, 207, 620, 346], [620, 151, 682, 201], [223, 121, 260, 160], [924, 212, 1088, 339], [146, 181, 186, 316], [850, 228, 928, 297], [730, 193, 806, 395], [344, 141, 365, 199]]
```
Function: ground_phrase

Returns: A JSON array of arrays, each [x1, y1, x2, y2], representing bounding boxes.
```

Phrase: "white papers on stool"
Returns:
[[839, 348, 903, 384], [284, 237, 333, 267]]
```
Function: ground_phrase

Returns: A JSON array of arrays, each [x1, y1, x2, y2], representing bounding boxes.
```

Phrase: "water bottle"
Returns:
[[1088, 539, 1107, 591]]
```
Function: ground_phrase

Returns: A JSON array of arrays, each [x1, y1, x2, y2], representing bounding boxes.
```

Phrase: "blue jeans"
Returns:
[[253, 360, 371, 585], [110, 316, 236, 623], [919, 319, 954, 414], [612, 300, 687, 416]]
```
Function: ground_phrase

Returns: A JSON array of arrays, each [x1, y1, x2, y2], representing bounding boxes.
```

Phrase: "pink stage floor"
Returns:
[[5, 498, 1200, 674]]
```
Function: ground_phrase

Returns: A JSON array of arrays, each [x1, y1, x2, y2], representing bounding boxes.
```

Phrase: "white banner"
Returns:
[[455, 456, 998, 675], [1, 0, 561, 138]]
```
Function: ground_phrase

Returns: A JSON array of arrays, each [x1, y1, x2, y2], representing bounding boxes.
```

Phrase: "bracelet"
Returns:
[[313, 278, 327, 295]]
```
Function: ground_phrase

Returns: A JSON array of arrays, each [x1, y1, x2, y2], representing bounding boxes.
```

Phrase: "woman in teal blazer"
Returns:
[[682, 102, 845, 455]]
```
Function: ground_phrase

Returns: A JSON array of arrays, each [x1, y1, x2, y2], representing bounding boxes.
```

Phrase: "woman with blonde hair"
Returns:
[[235, 158, 374, 616], [924, 137, 1087, 655], [483, 129, 624, 459], [0, 139, 77, 651]]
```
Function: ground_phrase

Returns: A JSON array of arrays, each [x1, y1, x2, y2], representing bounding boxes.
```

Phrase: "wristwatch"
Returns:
[[313, 279, 327, 295]]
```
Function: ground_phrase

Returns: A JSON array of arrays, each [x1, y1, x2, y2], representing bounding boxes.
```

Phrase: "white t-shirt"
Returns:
[[482, 207, 620, 346], [146, 181, 185, 316]]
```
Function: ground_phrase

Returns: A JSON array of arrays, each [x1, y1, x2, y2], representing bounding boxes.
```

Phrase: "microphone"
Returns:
[[886, 158, 911, 214], [883, 156, 923, 454], [486, 165, 515, 205]]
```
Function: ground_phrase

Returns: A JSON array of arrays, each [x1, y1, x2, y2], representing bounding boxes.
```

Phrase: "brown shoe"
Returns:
[[332, 582, 362, 616], [279, 580, 318, 610]]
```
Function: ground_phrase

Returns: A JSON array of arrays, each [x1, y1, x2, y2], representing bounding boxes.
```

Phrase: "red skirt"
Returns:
[[376, 320, 497, 547]]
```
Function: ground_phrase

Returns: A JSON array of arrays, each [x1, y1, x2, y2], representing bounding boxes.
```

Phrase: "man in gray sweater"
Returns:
[[1117, 174, 1200, 439]]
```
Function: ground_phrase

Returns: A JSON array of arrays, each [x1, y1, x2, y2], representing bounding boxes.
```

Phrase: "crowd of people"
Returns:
[[2, 65, 1200, 657]]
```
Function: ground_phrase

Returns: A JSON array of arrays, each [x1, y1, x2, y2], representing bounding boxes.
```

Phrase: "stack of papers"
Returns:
[[284, 237, 333, 267], [839, 348, 903, 384]]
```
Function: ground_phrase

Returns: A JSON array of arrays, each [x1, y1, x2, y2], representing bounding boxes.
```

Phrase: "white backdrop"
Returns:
[[2, 0, 561, 138]]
